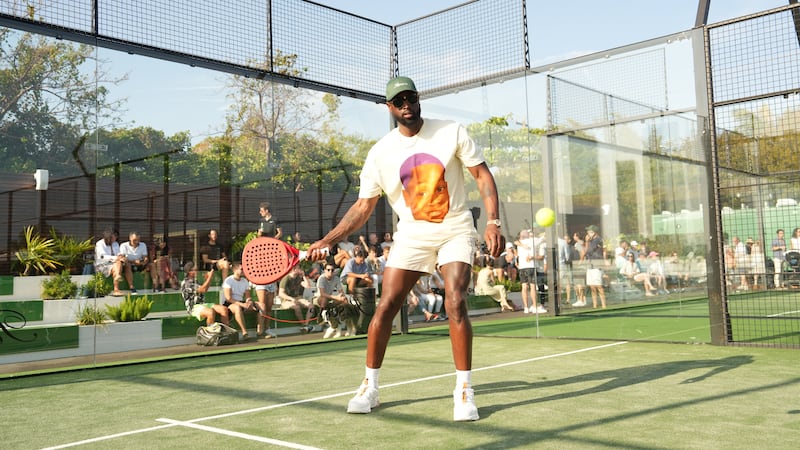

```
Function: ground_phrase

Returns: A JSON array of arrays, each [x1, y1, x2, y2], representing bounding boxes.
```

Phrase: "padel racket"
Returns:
[[241, 237, 326, 285]]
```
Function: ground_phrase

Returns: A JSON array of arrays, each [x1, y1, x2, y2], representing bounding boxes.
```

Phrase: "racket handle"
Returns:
[[298, 247, 329, 261]]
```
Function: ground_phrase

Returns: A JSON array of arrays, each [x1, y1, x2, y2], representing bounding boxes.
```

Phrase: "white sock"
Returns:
[[365, 367, 380, 389], [456, 370, 472, 389]]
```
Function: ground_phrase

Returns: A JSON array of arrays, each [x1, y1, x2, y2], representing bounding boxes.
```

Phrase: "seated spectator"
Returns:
[[619, 253, 657, 296], [366, 244, 385, 290], [380, 232, 394, 250], [407, 288, 440, 322], [646, 251, 669, 294], [334, 236, 356, 268], [118, 231, 154, 294], [94, 228, 126, 296], [279, 265, 316, 333], [316, 263, 357, 338], [664, 251, 689, 289], [222, 263, 259, 341], [474, 266, 515, 311], [153, 238, 178, 292], [359, 233, 380, 251], [200, 229, 231, 281], [413, 274, 444, 320], [340, 247, 373, 293], [182, 262, 229, 326]]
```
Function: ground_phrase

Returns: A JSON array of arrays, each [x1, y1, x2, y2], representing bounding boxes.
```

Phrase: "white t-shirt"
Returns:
[[359, 118, 482, 243], [119, 241, 148, 262], [222, 276, 250, 303], [94, 239, 120, 264], [516, 237, 535, 270]]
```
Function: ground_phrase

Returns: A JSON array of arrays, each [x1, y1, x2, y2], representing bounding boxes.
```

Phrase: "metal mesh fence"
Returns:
[[270, 0, 391, 96], [394, 0, 527, 93], [1, 0, 527, 99], [708, 4, 800, 347], [547, 49, 667, 131], [100, 0, 269, 67]]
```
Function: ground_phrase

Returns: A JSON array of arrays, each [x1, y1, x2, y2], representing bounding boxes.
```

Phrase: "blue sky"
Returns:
[[111, 0, 789, 142]]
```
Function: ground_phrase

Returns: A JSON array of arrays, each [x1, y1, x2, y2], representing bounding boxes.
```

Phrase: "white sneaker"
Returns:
[[523, 307, 530, 314], [453, 383, 479, 421], [572, 301, 585, 307], [347, 379, 380, 414], [535, 305, 547, 314]]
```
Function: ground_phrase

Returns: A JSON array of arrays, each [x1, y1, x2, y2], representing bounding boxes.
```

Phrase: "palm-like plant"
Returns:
[[50, 227, 94, 273], [14, 226, 59, 275]]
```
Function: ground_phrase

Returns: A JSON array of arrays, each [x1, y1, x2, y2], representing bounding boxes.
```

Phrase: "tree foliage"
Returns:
[[0, 29, 126, 176]]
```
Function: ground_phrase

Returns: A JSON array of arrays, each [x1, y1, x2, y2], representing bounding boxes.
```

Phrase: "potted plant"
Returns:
[[75, 303, 108, 325], [50, 227, 94, 274], [14, 226, 58, 276], [41, 270, 79, 299], [106, 295, 153, 322], [80, 272, 112, 298]]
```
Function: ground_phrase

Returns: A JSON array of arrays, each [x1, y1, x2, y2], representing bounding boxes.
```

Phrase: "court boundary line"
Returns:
[[156, 418, 322, 449], [43, 341, 627, 449]]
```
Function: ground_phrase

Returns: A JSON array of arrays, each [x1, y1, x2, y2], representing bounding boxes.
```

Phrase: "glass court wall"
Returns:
[[2, 1, 798, 374]]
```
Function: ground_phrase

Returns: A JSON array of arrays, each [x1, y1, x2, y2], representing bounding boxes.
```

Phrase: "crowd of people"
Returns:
[[91, 212, 400, 341], [471, 224, 720, 310], [724, 228, 800, 291]]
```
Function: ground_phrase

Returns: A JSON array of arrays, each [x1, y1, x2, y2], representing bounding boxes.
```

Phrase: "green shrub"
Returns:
[[50, 227, 93, 273], [41, 270, 78, 299], [81, 273, 112, 298], [14, 226, 58, 276], [75, 303, 107, 325], [106, 295, 153, 322], [501, 279, 522, 292]]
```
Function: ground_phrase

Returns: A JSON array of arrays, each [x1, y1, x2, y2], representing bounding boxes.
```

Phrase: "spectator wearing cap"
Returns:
[[630, 240, 640, 259], [646, 251, 669, 294], [181, 261, 230, 326], [340, 246, 373, 293]]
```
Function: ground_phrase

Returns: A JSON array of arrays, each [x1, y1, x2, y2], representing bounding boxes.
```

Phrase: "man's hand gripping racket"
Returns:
[[241, 237, 328, 285]]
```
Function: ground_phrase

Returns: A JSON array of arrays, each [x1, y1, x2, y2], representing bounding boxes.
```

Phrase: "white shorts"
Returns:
[[253, 282, 276, 293], [190, 303, 215, 321], [586, 268, 603, 286], [386, 233, 476, 274]]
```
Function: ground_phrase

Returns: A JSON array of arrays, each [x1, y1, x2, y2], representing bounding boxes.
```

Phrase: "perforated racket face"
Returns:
[[241, 237, 299, 285]]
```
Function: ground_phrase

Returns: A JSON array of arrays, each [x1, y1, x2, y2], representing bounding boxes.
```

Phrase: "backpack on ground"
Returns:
[[196, 322, 239, 346]]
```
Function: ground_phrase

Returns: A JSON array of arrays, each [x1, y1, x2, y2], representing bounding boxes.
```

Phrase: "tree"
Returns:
[[0, 29, 126, 175], [223, 50, 340, 171]]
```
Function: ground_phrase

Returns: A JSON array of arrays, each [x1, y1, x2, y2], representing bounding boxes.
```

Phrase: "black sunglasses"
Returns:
[[390, 93, 419, 108]]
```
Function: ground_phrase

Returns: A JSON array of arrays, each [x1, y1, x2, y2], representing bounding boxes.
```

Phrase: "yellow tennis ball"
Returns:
[[535, 207, 556, 227]]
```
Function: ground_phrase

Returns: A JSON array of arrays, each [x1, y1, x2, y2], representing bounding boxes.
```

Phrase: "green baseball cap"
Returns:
[[386, 76, 417, 101]]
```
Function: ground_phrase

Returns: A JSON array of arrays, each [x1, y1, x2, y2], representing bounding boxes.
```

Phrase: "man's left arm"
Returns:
[[467, 162, 505, 258]]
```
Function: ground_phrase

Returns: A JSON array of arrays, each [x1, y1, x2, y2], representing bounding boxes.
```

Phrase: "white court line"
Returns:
[[44, 341, 626, 449], [156, 418, 323, 449], [768, 309, 800, 317], [42, 424, 177, 450]]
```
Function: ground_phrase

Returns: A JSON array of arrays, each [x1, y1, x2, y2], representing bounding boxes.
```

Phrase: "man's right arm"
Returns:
[[308, 197, 379, 258]]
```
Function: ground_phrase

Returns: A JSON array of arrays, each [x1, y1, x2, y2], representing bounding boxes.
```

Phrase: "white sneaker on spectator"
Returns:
[[572, 301, 586, 307], [534, 305, 547, 314], [453, 383, 479, 421], [523, 307, 530, 314], [347, 379, 380, 414]]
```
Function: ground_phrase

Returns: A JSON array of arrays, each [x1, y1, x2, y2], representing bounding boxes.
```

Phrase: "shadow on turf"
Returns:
[[474, 355, 754, 419]]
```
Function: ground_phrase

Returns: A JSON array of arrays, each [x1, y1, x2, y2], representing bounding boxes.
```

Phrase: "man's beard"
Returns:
[[393, 105, 422, 128]]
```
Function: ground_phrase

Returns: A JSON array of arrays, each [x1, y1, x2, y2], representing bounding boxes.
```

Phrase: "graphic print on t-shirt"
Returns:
[[399, 153, 450, 223]]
